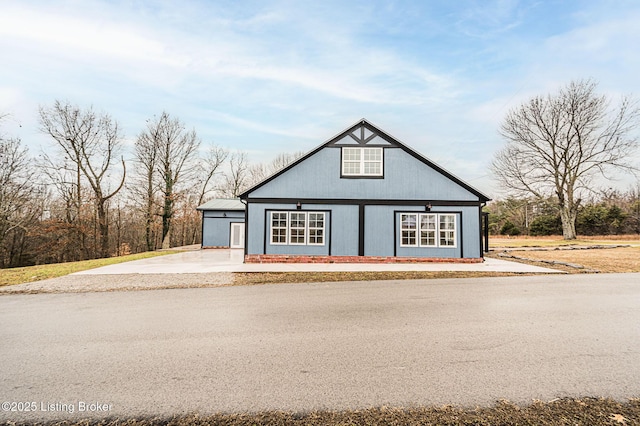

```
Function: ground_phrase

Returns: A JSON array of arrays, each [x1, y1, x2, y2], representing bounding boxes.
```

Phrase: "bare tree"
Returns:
[[491, 79, 640, 239], [195, 144, 229, 206], [0, 118, 40, 266], [268, 151, 305, 173], [39, 100, 126, 257], [138, 112, 200, 249], [133, 120, 162, 251], [220, 151, 250, 197]]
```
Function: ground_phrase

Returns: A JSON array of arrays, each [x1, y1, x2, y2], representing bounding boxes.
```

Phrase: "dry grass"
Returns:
[[10, 398, 640, 425], [0, 251, 180, 287], [502, 246, 640, 273], [490, 235, 640, 248], [233, 271, 527, 286]]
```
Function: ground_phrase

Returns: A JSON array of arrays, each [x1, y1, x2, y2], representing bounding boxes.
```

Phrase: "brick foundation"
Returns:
[[244, 254, 483, 264], [202, 246, 230, 249]]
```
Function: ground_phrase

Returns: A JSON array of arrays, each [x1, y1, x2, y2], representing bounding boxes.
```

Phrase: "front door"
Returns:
[[230, 223, 245, 249]]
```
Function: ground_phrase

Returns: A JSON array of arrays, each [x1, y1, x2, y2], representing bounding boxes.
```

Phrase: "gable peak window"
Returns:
[[342, 147, 383, 177]]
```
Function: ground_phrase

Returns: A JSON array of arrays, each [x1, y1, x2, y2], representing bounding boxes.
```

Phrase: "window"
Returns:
[[342, 147, 383, 176], [401, 214, 417, 246], [289, 212, 306, 245], [439, 214, 456, 247], [399, 213, 457, 248], [420, 214, 437, 247], [308, 213, 325, 245], [271, 212, 288, 244], [269, 211, 326, 246]]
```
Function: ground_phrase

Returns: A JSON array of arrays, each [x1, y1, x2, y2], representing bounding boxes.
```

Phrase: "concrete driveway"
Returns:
[[1, 273, 638, 421], [73, 249, 560, 275]]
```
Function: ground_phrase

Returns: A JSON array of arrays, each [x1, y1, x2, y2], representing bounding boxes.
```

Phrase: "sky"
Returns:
[[1, 0, 640, 197]]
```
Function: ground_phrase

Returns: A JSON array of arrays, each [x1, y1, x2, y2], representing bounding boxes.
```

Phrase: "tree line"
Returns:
[[0, 103, 301, 268], [486, 188, 640, 237]]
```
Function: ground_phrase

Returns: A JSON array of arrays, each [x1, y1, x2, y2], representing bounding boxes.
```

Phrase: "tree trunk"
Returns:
[[560, 206, 577, 240], [145, 194, 155, 252], [96, 201, 109, 258], [161, 195, 172, 250]]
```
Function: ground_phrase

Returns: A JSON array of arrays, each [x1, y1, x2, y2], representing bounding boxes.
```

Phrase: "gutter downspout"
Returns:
[[240, 198, 248, 262]]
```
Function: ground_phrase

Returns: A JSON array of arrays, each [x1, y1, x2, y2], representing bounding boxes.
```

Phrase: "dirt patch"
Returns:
[[7, 398, 639, 425], [497, 246, 640, 273]]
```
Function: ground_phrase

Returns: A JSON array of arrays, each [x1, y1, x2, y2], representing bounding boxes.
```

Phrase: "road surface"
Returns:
[[1, 273, 639, 421]]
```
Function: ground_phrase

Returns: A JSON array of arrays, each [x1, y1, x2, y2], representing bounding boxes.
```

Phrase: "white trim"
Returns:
[[288, 212, 307, 245], [307, 212, 325, 246], [439, 213, 457, 247], [342, 147, 383, 176], [270, 212, 288, 245], [399, 213, 457, 248], [268, 211, 326, 246]]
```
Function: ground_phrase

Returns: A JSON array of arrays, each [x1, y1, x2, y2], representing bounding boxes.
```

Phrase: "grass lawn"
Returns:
[[0, 251, 180, 287]]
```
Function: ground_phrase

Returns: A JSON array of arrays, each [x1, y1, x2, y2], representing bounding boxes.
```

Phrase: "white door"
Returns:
[[230, 223, 245, 249]]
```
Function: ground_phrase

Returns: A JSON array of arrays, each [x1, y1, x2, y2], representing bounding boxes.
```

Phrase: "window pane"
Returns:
[[419, 214, 436, 247], [308, 212, 325, 245], [438, 214, 456, 246], [343, 161, 361, 175], [270, 212, 288, 244], [400, 214, 417, 246], [364, 162, 380, 174], [343, 148, 361, 161], [401, 214, 417, 229]]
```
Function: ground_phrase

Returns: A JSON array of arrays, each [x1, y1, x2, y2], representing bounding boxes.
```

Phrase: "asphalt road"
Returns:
[[1, 274, 639, 421]]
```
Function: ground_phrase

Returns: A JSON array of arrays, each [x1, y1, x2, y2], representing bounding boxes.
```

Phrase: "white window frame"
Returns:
[[288, 212, 306, 245], [307, 212, 325, 246], [270, 212, 288, 245], [342, 147, 383, 177], [399, 213, 457, 248], [400, 213, 418, 247], [269, 211, 326, 246], [439, 214, 457, 247], [420, 213, 437, 247]]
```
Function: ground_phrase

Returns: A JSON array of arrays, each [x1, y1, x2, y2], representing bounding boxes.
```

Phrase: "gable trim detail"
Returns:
[[239, 119, 491, 202]]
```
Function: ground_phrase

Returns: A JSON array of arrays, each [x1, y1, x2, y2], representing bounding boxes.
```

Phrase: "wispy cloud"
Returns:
[[1, 0, 639, 196]]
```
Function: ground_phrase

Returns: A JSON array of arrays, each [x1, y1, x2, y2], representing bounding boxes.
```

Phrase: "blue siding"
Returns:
[[202, 210, 244, 247], [246, 203, 358, 256], [249, 148, 480, 202], [246, 203, 482, 258], [328, 204, 359, 255]]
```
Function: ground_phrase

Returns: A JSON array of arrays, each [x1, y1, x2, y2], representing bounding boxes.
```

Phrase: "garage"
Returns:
[[197, 198, 245, 249]]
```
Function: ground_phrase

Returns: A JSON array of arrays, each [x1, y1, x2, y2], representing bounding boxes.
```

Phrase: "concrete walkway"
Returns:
[[73, 249, 561, 275]]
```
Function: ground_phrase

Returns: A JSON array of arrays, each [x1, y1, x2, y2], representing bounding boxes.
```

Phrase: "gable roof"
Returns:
[[196, 198, 245, 211], [239, 119, 491, 202]]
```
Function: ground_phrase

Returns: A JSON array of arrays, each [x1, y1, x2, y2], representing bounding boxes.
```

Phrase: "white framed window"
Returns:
[[401, 213, 418, 247], [269, 211, 326, 246], [270, 212, 288, 245], [399, 213, 457, 248], [289, 212, 306, 245], [342, 147, 383, 176], [420, 214, 437, 247], [439, 214, 457, 247], [308, 213, 325, 245]]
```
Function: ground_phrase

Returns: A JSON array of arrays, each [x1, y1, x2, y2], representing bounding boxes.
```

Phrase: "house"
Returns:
[[235, 119, 491, 263], [197, 198, 245, 248]]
